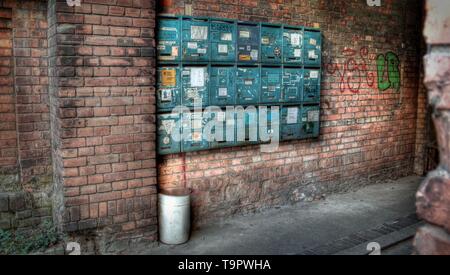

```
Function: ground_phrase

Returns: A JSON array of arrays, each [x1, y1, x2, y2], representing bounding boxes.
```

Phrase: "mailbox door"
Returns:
[[303, 69, 321, 103], [237, 24, 260, 63], [283, 67, 302, 103], [283, 28, 303, 65], [157, 66, 181, 112], [210, 20, 236, 62], [210, 110, 236, 148], [300, 105, 320, 138], [261, 25, 282, 63], [304, 30, 321, 67], [260, 67, 282, 104], [157, 113, 181, 155], [181, 66, 209, 108], [157, 17, 181, 62], [259, 107, 280, 143], [210, 66, 236, 106], [181, 111, 210, 152], [235, 108, 258, 145], [236, 67, 260, 105], [281, 106, 301, 140], [182, 19, 210, 61]]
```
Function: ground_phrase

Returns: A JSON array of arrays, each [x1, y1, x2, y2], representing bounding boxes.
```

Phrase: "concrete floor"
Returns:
[[143, 176, 422, 255]]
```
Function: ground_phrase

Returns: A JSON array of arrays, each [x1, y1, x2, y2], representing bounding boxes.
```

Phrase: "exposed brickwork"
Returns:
[[414, 0, 450, 255], [47, 0, 158, 250], [0, 5, 17, 185], [0, 0, 53, 233], [0, 0, 431, 251], [158, 0, 425, 226], [13, 0, 52, 186]]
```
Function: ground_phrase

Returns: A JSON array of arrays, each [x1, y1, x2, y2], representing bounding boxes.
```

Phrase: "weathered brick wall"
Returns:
[[47, 0, 158, 251], [158, 0, 425, 226], [0, 0, 53, 233], [0, 4, 17, 188], [0, 0, 429, 250]]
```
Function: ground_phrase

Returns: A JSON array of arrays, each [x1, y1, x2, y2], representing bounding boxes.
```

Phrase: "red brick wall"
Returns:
[[0, 0, 53, 234], [47, 0, 158, 248], [158, 0, 425, 226], [13, 0, 52, 186], [0, 5, 16, 179], [0, 0, 52, 188]]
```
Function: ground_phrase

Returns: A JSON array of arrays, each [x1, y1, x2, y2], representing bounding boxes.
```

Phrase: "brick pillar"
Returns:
[[47, 0, 157, 252], [0, 6, 17, 184], [414, 0, 450, 255], [12, 0, 52, 186]]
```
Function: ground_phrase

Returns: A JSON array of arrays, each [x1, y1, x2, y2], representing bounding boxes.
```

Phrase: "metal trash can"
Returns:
[[158, 188, 191, 245]]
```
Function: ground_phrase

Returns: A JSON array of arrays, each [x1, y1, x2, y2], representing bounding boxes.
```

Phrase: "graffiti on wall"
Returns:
[[325, 47, 400, 93], [376, 52, 400, 92], [325, 47, 375, 93]]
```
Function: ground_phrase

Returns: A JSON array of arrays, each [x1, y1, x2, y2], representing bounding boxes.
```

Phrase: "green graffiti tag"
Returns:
[[376, 52, 400, 92]]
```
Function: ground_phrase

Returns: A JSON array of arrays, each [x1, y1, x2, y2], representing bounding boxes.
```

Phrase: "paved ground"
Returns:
[[143, 176, 423, 255]]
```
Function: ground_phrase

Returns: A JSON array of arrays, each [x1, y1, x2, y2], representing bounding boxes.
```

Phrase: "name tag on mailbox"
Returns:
[[283, 27, 303, 65], [261, 24, 282, 63], [300, 105, 320, 138], [210, 66, 236, 106], [303, 69, 321, 103], [304, 29, 321, 67], [182, 18, 210, 61], [281, 106, 302, 141], [211, 20, 236, 62], [283, 67, 303, 103], [157, 17, 181, 62], [237, 23, 260, 63], [157, 113, 181, 155], [236, 66, 260, 105], [181, 66, 209, 108], [157, 66, 181, 111]]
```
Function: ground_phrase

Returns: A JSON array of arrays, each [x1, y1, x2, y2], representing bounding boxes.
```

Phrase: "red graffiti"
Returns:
[[325, 46, 375, 94]]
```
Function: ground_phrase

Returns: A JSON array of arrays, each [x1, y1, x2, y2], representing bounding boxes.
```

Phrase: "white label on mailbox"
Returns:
[[310, 70, 319, 79], [191, 26, 208, 40], [161, 27, 177, 32], [310, 38, 317, 45], [187, 42, 198, 49], [308, 50, 318, 59], [190, 67, 205, 87], [160, 89, 172, 102], [218, 44, 228, 53], [294, 48, 302, 57], [221, 33, 232, 41], [291, 33, 301, 46], [244, 80, 253, 85], [250, 50, 258, 60], [239, 30, 250, 38], [197, 48, 207, 54], [171, 46, 179, 57], [287, 107, 298, 124], [308, 110, 320, 122], [218, 87, 228, 97]]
